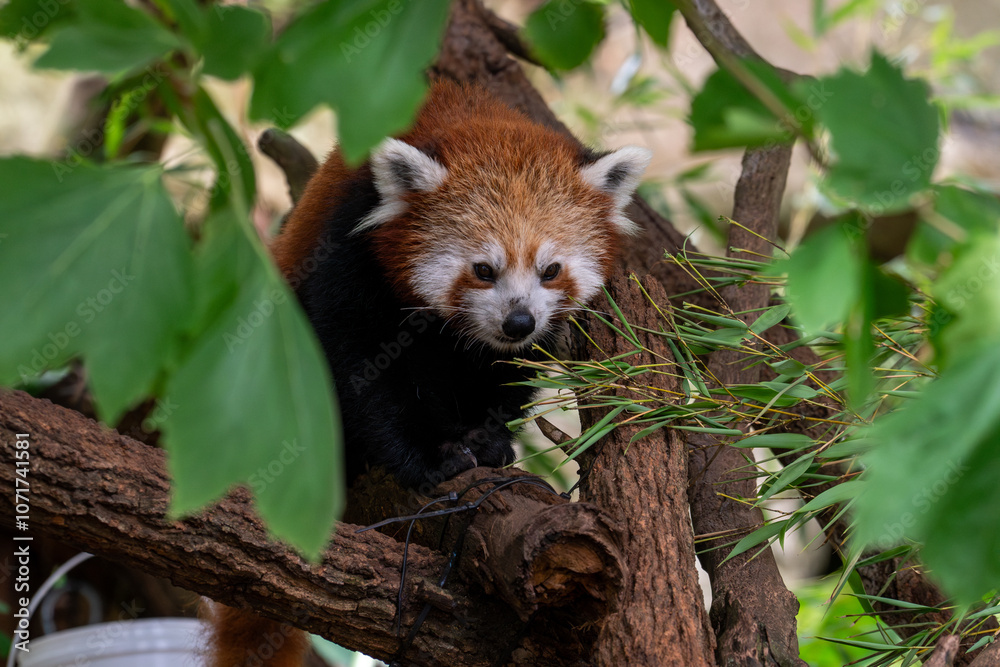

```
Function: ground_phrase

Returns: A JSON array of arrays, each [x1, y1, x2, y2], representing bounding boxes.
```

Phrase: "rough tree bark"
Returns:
[[0, 390, 622, 667]]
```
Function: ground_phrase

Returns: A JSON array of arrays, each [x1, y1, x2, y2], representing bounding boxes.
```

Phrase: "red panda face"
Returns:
[[359, 134, 651, 354]]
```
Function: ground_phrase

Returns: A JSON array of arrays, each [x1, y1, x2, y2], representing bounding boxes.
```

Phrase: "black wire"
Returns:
[[390, 493, 458, 639], [385, 475, 564, 666]]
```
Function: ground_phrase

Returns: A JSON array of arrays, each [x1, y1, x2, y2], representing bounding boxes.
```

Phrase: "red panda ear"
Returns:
[[579, 146, 652, 236], [353, 138, 448, 234]]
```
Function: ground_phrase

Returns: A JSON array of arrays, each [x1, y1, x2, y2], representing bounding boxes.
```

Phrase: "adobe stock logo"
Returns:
[[871, 459, 970, 551]]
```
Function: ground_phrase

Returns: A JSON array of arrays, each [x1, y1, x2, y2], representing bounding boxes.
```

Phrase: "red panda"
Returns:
[[206, 80, 650, 666]]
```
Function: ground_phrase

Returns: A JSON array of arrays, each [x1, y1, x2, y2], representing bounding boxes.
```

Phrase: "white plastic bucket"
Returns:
[[18, 618, 205, 667]]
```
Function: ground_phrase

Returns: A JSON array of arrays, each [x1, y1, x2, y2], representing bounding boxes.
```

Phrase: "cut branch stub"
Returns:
[[434, 467, 625, 622], [346, 466, 626, 625]]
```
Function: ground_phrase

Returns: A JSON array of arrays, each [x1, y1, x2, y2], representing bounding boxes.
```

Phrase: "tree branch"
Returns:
[[687, 145, 805, 667], [0, 390, 612, 667]]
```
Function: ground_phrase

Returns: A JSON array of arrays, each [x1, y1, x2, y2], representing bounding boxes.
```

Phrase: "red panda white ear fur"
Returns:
[[579, 146, 652, 236], [353, 138, 448, 234]]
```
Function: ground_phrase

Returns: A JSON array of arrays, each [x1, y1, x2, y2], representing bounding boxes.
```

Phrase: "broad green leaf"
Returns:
[[689, 61, 803, 151], [161, 214, 342, 559], [935, 185, 1000, 234], [0, 158, 192, 422], [251, 0, 451, 163], [918, 420, 1000, 604], [199, 5, 271, 80], [780, 223, 862, 334], [629, 0, 674, 48], [160, 0, 204, 43], [523, 0, 604, 71], [853, 344, 1000, 604], [908, 185, 1000, 264], [34, 0, 180, 74], [818, 52, 940, 213], [930, 232, 1000, 366], [0, 0, 77, 42], [866, 262, 910, 321]]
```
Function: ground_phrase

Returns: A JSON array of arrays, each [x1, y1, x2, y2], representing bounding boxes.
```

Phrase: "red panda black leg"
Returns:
[[202, 599, 310, 667]]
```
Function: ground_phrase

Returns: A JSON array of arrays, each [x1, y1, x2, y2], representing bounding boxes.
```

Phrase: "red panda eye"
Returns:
[[542, 263, 561, 281], [474, 263, 495, 281]]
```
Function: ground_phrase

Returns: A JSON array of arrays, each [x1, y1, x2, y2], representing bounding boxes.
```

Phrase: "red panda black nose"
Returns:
[[502, 309, 536, 340]]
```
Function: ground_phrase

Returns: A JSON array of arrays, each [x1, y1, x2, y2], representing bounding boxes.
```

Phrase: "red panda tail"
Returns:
[[202, 600, 311, 667]]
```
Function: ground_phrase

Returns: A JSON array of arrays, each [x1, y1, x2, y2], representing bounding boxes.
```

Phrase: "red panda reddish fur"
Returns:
[[274, 81, 623, 301], [206, 80, 650, 667], [202, 600, 310, 667]]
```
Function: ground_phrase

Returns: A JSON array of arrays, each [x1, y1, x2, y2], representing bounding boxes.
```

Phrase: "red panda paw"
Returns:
[[439, 440, 479, 478]]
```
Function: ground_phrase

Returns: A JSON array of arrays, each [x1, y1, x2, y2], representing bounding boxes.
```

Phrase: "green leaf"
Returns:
[[689, 61, 801, 151], [852, 344, 1000, 604], [251, 0, 451, 163], [629, 0, 674, 48], [818, 52, 940, 213], [816, 637, 907, 652], [683, 310, 748, 329], [199, 5, 271, 80], [0, 158, 192, 422], [919, 422, 1000, 604], [718, 383, 816, 407], [767, 357, 808, 377], [628, 418, 674, 443], [847, 593, 941, 612], [822, 436, 874, 458], [162, 214, 343, 560], [700, 327, 750, 348], [523, 0, 604, 71], [758, 453, 815, 503], [733, 433, 814, 450], [0, 0, 77, 42], [780, 222, 862, 334], [844, 305, 875, 409], [750, 304, 790, 335], [34, 0, 180, 74], [798, 480, 860, 514], [909, 185, 1000, 264], [724, 521, 785, 563], [160, 0, 204, 43], [865, 263, 910, 321], [930, 232, 1000, 366], [191, 86, 257, 212]]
